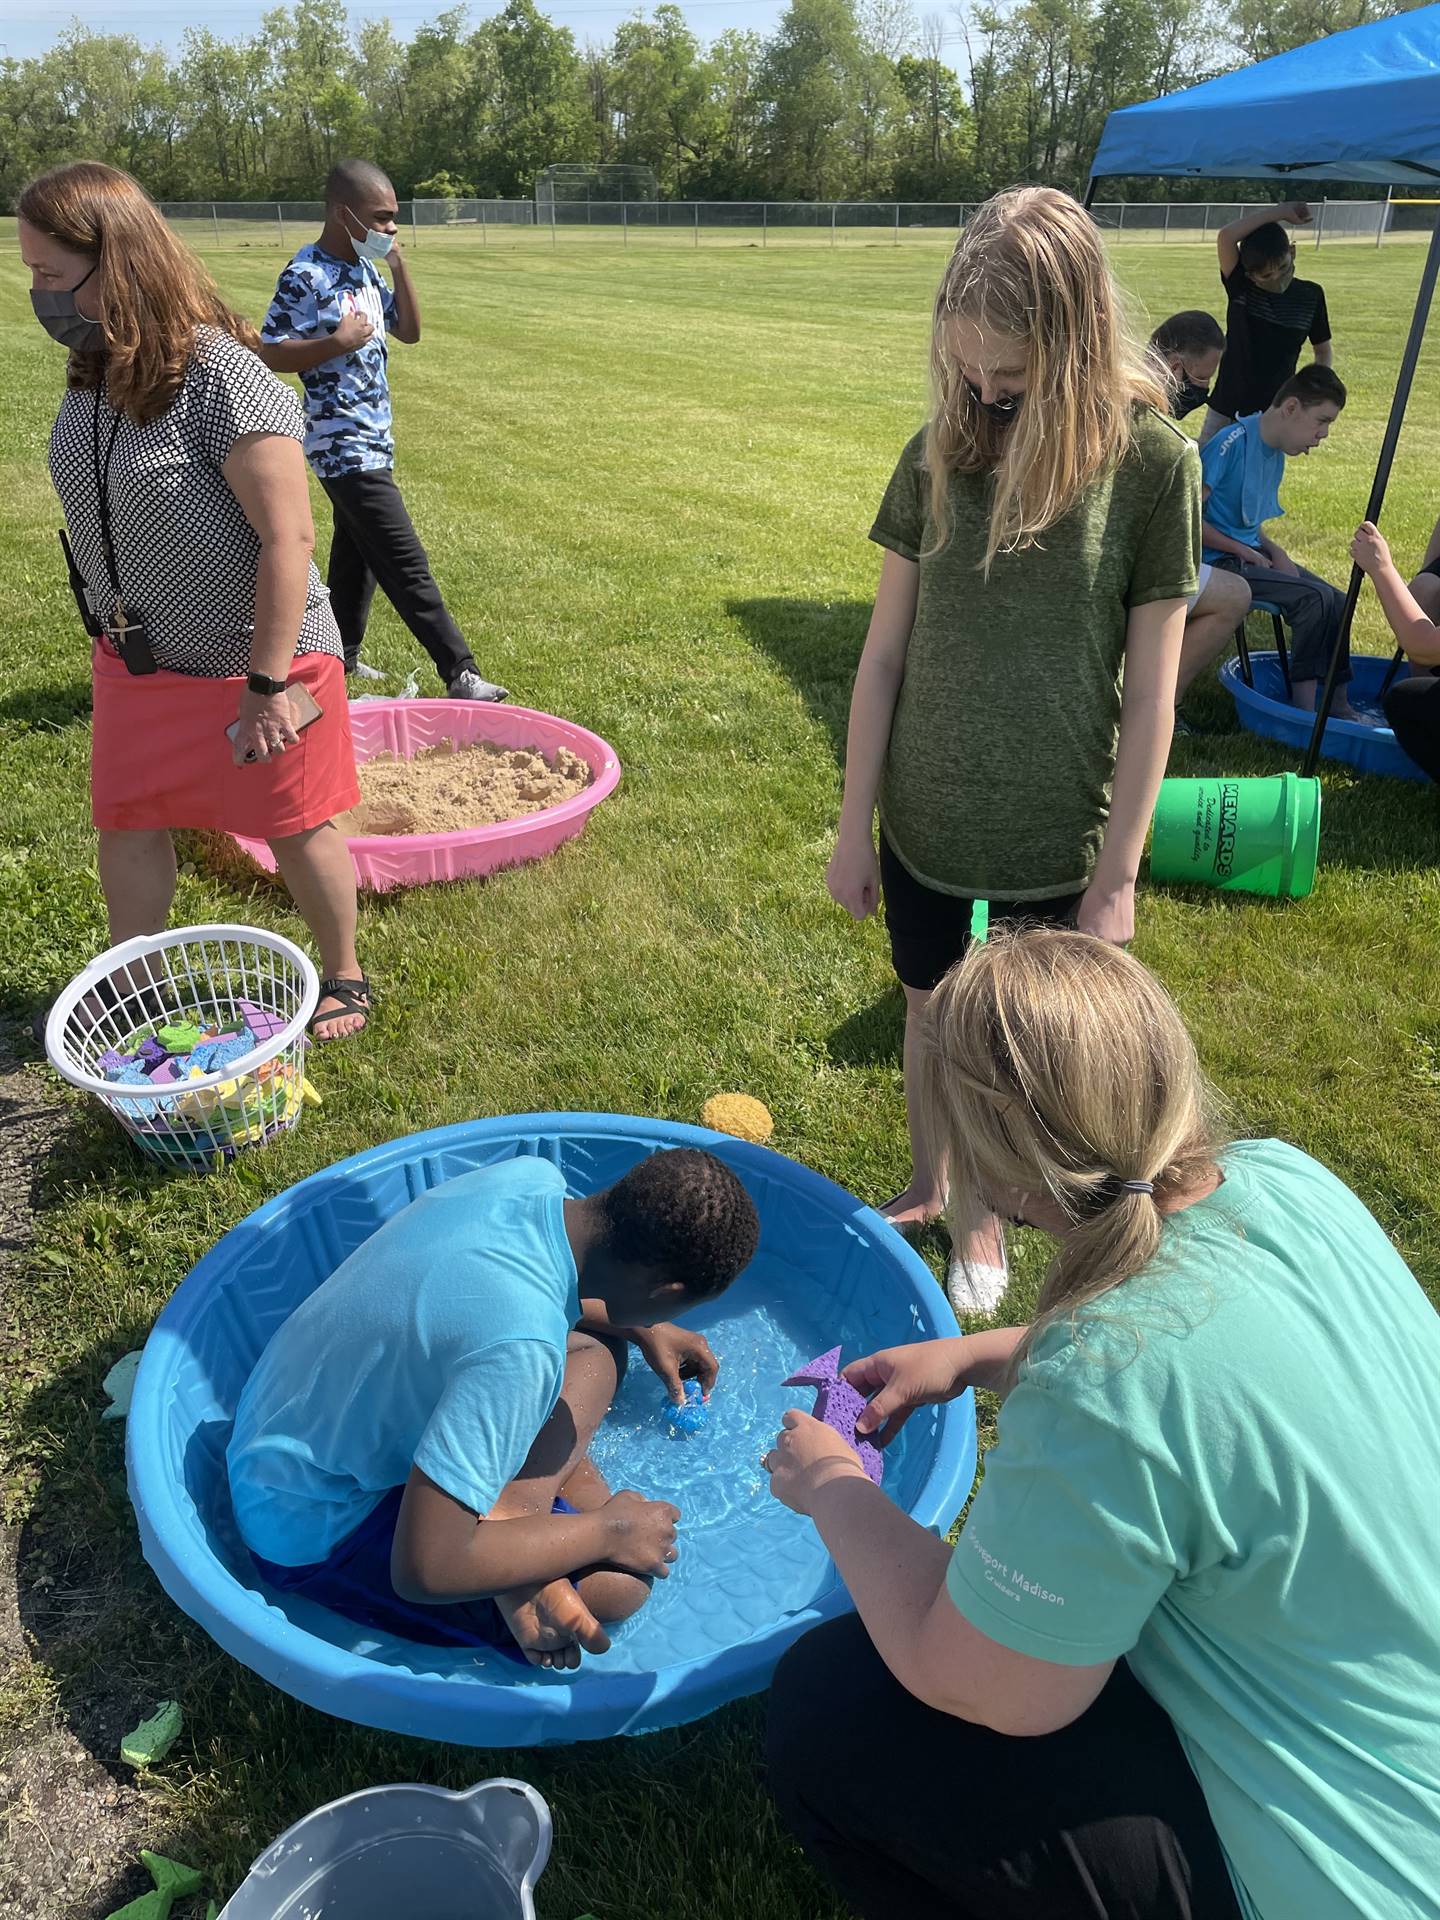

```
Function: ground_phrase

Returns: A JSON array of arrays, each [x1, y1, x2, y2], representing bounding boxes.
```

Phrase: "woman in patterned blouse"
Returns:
[[19, 161, 370, 1042]]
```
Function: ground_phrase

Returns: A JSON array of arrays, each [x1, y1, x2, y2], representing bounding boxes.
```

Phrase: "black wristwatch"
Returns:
[[247, 672, 289, 697]]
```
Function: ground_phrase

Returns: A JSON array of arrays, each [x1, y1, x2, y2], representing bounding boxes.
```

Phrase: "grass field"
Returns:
[[1, 235, 1438, 1918]]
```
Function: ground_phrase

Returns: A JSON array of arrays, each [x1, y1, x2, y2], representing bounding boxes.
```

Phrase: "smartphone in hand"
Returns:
[[226, 683, 324, 762]]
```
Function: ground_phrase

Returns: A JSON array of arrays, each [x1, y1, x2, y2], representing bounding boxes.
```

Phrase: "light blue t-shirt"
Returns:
[[1199, 413, 1285, 563], [946, 1139, 1440, 1920], [261, 243, 398, 478], [227, 1158, 580, 1567]]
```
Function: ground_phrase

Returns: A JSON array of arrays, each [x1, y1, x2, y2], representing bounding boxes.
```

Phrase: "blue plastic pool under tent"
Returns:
[[127, 1114, 978, 1746], [1223, 653, 1429, 781], [1088, 4, 1440, 778]]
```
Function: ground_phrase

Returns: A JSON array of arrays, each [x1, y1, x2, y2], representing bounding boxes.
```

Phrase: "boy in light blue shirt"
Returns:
[[228, 1148, 759, 1668], [1199, 363, 1367, 719]]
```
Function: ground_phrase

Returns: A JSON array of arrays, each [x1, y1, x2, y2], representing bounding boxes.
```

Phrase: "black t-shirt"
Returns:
[[1209, 264, 1331, 421]]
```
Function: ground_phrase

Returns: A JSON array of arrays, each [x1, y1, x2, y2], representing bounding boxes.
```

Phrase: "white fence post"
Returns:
[[211, 202, 220, 245], [411, 202, 418, 247], [481, 201, 487, 246], [694, 200, 699, 248], [894, 202, 900, 246], [550, 200, 556, 249], [1200, 203, 1210, 244], [1163, 203, 1171, 242], [763, 202, 767, 249], [623, 201, 628, 247], [1314, 199, 1327, 249], [276, 203, 284, 245], [831, 201, 837, 248], [1377, 186, 1391, 249]]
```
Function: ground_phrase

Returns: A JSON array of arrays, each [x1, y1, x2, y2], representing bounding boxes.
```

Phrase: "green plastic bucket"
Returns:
[[1150, 772, 1321, 899]]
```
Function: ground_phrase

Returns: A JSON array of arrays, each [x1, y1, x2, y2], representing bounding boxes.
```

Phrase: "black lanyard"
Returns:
[[91, 386, 126, 619]]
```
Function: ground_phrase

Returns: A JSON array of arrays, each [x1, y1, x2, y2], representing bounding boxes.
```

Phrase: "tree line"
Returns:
[[0, 0, 1415, 212]]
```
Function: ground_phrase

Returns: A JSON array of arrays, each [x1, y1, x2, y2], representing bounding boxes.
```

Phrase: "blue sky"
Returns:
[[2, 1, 818, 64]]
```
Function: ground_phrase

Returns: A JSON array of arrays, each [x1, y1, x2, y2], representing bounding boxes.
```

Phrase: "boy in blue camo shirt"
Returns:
[[259, 158, 506, 701]]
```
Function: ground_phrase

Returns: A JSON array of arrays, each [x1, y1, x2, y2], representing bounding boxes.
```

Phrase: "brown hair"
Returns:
[[926, 186, 1170, 574], [19, 161, 260, 424], [920, 928, 1226, 1378], [1272, 364, 1346, 412]]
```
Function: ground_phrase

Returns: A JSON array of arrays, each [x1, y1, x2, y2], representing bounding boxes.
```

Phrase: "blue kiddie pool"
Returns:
[[1222, 652, 1427, 781], [127, 1115, 977, 1746]]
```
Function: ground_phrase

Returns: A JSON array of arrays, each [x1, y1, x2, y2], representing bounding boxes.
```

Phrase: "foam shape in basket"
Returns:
[[1222, 653, 1427, 781], [127, 1114, 977, 1747], [228, 700, 622, 892]]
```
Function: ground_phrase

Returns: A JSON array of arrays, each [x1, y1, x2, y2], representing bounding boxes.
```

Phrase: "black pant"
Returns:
[[320, 469, 475, 684], [1211, 553, 1350, 687], [767, 1614, 1242, 1920], [1384, 672, 1440, 783], [879, 833, 1083, 993]]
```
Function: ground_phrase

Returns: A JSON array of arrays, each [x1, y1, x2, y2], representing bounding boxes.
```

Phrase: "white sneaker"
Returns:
[[448, 668, 508, 702], [946, 1248, 1009, 1317]]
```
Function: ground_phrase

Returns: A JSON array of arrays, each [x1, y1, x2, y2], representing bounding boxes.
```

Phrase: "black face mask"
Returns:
[[965, 377, 1022, 425], [1173, 377, 1211, 419], [32, 262, 103, 353]]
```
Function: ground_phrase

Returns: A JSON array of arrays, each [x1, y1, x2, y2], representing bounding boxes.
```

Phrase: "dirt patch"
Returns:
[[336, 740, 592, 837]]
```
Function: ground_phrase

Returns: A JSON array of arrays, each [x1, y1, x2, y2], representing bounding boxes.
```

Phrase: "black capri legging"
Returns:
[[767, 1613, 1243, 1920], [1384, 671, 1440, 783]]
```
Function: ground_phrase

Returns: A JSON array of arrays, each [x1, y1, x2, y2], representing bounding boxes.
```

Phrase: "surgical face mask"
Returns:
[[345, 206, 394, 262], [964, 377, 1022, 425], [31, 261, 103, 352]]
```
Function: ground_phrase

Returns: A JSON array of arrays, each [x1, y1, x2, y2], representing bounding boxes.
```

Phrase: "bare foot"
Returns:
[[496, 1578, 611, 1670], [878, 1184, 945, 1229]]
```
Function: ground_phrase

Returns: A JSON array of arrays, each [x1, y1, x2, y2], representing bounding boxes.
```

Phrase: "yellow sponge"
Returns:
[[700, 1093, 774, 1144]]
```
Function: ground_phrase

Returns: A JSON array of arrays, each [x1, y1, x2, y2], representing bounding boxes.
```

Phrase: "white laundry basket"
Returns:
[[45, 924, 320, 1169]]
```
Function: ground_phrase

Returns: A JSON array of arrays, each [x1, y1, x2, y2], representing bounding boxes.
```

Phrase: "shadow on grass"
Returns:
[[0, 678, 92, 735], [727, 598, 867, 765], [7, 1343, 844, 1917], [826, 985, 904, 1068]]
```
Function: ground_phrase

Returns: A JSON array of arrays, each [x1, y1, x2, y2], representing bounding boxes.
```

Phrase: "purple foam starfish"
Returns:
[[783, 1346, 884, 1486]]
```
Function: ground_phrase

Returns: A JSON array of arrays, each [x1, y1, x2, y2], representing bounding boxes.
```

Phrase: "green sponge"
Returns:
[[120, 1700, 183, 1768], [105, 1852, 203, 1920]]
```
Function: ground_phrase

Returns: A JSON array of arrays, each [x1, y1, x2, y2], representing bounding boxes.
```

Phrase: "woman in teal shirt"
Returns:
[[765, 930, 1440, 1919]]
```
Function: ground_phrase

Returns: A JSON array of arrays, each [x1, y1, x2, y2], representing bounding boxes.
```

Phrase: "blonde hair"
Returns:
[[921, 928, 1225, 1377], [19, 161, 261, 425], [925, 186, 1170, 573]]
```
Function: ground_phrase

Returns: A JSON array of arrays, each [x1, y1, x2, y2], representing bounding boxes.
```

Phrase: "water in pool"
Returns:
[[582, 1272, 855, 1659]]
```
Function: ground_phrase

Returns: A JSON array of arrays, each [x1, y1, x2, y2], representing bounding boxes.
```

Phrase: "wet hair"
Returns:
[[1239, 221, 1294, 271], [1272, 364, 1346, 411], [1150, 310, 1224, 359], [325, 159, 394, 213], [601, 1148, 759, 1300], [18, 161, 259, 423]]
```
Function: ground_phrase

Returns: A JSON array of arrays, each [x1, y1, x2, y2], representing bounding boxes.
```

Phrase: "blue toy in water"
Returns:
[[662, 1379, 709, 1436], [126, 1115, 977, 1747]]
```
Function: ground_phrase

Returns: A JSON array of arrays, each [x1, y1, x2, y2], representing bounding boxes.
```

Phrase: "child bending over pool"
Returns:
[[227, 1147, 760, 1668]]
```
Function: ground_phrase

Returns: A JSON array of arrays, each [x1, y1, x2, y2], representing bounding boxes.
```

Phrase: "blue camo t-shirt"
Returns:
[[946, 1139, 1440, 1920], [227, 1158, 580, 1567], [1199, 413, 1285, 562], [261, 242, 397, 478]]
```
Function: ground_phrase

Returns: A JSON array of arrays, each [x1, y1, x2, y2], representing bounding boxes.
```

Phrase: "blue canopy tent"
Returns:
[[1086, 7, 1440, 775]]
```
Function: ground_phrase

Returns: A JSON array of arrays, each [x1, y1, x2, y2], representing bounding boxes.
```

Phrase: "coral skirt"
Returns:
[[91, 644, 360, 839]]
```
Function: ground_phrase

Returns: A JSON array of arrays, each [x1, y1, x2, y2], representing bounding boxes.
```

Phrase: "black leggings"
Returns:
[[1383, 672, 1440, 784], [767, 1614, 1242, 1920]]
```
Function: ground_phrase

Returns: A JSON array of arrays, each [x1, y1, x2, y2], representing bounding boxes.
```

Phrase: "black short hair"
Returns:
[[1239, 221, 1294, 270], [1272, 364, 1346, 411], [324, 158, 393, 211], [1151, 310, 1225, 358], [601, 1148, 759, 1300]]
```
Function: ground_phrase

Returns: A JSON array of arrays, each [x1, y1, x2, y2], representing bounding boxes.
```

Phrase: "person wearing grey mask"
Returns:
[[257, 159, 507, 703], [1197, 203, 1334, 450]]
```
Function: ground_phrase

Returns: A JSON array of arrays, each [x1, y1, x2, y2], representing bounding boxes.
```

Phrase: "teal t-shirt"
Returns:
[[227, 1158, 580, 1566], [946, 1139, 1440, 1920]]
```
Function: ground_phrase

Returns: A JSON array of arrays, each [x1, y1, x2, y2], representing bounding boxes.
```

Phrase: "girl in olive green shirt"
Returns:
[[825, 187, 1200, 1309]]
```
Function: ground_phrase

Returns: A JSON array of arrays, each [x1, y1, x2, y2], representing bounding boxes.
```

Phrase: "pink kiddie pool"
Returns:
[[230, 700, 622, 893]]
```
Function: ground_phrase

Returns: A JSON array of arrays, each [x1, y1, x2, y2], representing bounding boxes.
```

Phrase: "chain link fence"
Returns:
[[86, 194, 1440, 254]]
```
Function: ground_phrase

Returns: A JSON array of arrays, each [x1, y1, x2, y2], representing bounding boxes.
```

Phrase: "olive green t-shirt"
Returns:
[[871, 411, 1200, 900]]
